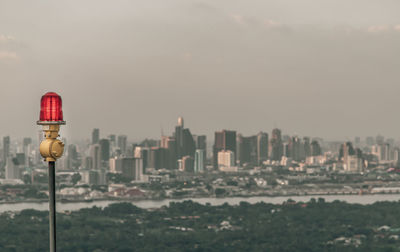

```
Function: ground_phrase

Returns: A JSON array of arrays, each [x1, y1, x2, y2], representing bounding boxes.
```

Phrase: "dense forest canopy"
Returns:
[[2, 199, 400, 251]]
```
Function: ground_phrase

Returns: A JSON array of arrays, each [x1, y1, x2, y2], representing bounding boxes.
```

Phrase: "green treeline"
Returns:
[[2, 199, 400, 251]]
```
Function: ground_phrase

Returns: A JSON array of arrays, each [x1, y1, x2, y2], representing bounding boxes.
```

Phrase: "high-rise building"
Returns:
[[134, 146, 149, 171], [161, 136, 177, 169], [339, 142, 364, 172], [2, 136, 10, 167], [193, 135, 207, 164], [109, 157, 143, 180], [99, 139, 110, 163], [82, 169, 106, 185], [236, 134, 257, 165], [15, 153, 25, 166], [339, 142, 355, 162], [83, 156, 93, 170], [178, 116, 184, 127], [67, 144, 79, 169], [92, 128, 100, 144], [303, 137, 311, 157], [193, 135, 207, 152], [287, 136, 305, 162], [134, 158, 144, 181], [36, 130, 45, 165], [117, 135, 127, 155], [5, 157, 20, 180], [175, 119, 184, 159], [22, 137, 32, 168], [310, 140, 322, 156], [217, 150, 235, 170], [257, 132, 268, 165], [372, 143, 391, 162], [148, 147, 168, 170], [181, 156, 194, 172], [269, 128, 283, 161], [174, 117, 196, 159], [109, 157, 121, 173], [89, 144, 101, 170], [344, 155, 363, 172], [194, 149, 205, 173], [213, 130, 236, 168], [182, 129, 196, 156], [108, 134, 116, 147]]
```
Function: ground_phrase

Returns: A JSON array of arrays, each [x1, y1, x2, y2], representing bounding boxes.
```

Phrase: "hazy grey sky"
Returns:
[[1, 0, 400, 142]]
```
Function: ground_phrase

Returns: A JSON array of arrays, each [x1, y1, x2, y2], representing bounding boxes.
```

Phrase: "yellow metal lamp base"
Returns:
[[38, 124, 65, 162]]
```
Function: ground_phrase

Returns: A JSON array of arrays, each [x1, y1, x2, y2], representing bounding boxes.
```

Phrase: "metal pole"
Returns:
[[48, 161, 56, 252]]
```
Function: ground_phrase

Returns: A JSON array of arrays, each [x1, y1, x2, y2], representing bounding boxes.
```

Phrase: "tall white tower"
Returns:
[[178, 116, 184, 128]]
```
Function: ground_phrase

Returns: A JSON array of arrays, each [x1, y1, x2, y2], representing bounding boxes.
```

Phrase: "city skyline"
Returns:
[[2, 115, 399, 184], [1, 123, 399, 145], [1, 120, 399, 144]]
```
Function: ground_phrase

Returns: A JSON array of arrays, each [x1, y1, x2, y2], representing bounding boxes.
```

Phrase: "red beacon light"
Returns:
[[37, 92, 66, 125]]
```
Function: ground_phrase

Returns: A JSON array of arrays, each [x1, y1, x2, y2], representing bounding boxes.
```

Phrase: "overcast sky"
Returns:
[[1, 0, 400, 142]]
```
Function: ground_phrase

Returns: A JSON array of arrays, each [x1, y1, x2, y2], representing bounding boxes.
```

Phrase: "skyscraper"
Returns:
[[99, 139, 110, 164], [92, 128, 100, 144], [67, 144, 79, 169], [310, 140, 322, 156], [15, 153, 25, 166], [161, 136, 177, 169], [269, 128, 283, 161], [108, 134, 116, 147], [110, 157, 143, 180], [339, 142, 355, 162], [148, 147, 167, 170], [177, 116, 184, 127], [182, 128, 196, 157], [2, 136, 10, 167], [217, 150, 235, 170], [5, 157, 20, 180], [257, 132, 268, 165], [287, 136, 305, 162], [23, 137, 32, 168], [174, 117, 196, 159], [181, 155, 194, 172], [193, 135, 207, 152], [134, 146, 149, 172], [117, 135, 127, 155], [175, 118, 184, 159], [236, 134, 257, 165], [213, 130, 236, 168], [194, 149, 205, 173], [90, 144, 101, 170], [303, 137, 311, 157]]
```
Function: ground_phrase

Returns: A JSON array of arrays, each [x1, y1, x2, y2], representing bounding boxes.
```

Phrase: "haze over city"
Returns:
[[1, 0, 400, 141], [4, 1, 400, 251]]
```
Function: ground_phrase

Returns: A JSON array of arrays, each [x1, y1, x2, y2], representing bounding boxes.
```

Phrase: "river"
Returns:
[[0, 194, 400, 212]]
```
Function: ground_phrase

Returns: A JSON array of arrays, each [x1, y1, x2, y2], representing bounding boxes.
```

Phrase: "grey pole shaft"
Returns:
[[48, 161, 56, 252]]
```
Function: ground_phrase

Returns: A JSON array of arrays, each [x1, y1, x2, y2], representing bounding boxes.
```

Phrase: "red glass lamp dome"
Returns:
[[37, 92, 66, 125]]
